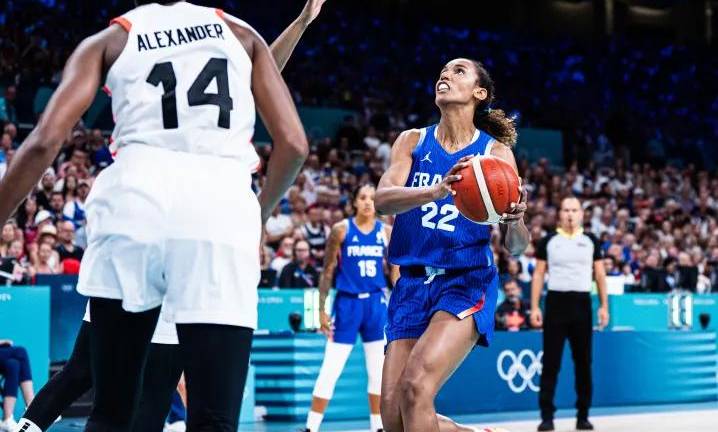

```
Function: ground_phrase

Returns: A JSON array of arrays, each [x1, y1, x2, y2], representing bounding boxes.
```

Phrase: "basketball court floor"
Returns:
[[49, 401, 718, 431]]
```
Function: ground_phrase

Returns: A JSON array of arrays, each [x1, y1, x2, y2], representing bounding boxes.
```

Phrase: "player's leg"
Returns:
[[381, 272, 430, 432], [359, 292, 388, 432], [538, 293, 568, 425], [363, 341, 384, 432], [380, 339, 416, 432], [18, 322, 93, 432], [566, 294, 592, 423], [131, 343, 183, 432], [8, 347, 34, 407], [305, 342, 353, 431], [382, 340, 473, 432], [398, 311, 478, 432], [0, 346, 34, 414], [85, 298, 161, 432], [1, 357, 20, 424], [305, 294, 359, 432], [176, 324, 253, 432]]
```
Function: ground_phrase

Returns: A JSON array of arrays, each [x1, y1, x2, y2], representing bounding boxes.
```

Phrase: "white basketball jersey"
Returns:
[[105, 2, 259, 169]]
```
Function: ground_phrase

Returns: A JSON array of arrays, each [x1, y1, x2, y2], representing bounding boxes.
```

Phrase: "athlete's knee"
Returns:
[[398, 364, 435, 407], [313, 341, 352, 399], [380, 389, 399, 418], [363, 341, 384, 395]]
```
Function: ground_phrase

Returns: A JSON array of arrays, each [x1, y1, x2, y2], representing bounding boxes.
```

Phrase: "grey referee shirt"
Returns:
[[535, 228, 603, 293]]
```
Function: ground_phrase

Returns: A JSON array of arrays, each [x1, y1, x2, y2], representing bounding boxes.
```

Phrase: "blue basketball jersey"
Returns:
[[388, 124, 496, 269], [335, 218, 387, 294]]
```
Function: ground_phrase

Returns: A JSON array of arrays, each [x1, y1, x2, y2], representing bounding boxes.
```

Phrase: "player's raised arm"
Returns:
[[270, 0, 327, 72], [491, 142, 530, 255], [375, 130, 471, 215], [0, 30, 111, 223], [223, 19, 309, 223]]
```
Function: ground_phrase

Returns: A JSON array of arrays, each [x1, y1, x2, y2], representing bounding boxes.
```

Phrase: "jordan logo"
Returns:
[[421, 152, 432, 163]]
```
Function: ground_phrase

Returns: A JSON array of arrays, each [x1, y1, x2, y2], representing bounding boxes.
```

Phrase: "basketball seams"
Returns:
[[471, 157, 501, 224], [457, 163, 488, 222]]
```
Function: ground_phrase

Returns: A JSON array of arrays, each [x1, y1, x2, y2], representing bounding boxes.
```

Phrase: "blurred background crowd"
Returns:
[[1, 1, 717, 330]]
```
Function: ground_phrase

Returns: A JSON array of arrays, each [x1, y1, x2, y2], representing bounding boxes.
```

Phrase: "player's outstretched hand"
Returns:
[[299, 0, 328, 27], [499, 181, 527, 225], [432, 155, 473, 200], [319, 310, 333, 339]]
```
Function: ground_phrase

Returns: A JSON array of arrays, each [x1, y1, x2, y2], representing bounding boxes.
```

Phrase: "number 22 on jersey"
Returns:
[[421, 202, 458, 232], [146, 57, 233, 129]]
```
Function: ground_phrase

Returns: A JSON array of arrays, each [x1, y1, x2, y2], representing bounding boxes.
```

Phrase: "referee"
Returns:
[[530, 196, 609, 432]]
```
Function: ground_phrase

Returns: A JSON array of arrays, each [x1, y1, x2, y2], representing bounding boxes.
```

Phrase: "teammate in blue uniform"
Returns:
[[375, 58, 530, 432], [303, 184, 397, 432]]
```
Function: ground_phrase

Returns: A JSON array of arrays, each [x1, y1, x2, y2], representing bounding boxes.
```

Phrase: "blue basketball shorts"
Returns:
[[386, 265, 499, 347], [332, 290, 388, 345]]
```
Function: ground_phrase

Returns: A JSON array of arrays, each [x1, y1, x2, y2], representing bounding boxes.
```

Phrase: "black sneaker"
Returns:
[[537, 420, 555, 431], [576, 419, 594, 430]]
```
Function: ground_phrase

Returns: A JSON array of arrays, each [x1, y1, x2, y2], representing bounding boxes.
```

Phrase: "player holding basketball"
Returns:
[[302, 184, 396, 432], [0, 1, 308, 431], [6, 2, 328, 432], [375, 58, 529, 432]]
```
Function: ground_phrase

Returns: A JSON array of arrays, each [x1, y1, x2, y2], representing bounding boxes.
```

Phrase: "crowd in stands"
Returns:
[[1, 1, 716, 302], [2, 1, 717, 167]]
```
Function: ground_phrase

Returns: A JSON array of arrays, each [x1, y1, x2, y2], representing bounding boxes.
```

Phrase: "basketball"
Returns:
[[453, 155, 521, 224]]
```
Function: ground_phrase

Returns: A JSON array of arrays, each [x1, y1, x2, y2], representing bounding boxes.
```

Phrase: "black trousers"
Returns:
[[86, 298, 253, 432], [538, 291, 593, 421], [22, 321, 182, 432]]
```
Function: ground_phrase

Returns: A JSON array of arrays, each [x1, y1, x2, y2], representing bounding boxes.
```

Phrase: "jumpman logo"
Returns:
[[421, 151, 432, 163]]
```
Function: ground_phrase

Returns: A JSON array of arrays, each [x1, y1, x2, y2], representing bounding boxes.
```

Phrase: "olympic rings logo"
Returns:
[[496, 349, 543, 393]]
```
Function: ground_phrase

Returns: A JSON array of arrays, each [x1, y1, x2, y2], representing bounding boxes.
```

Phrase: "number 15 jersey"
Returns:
[[387, 125, 496, 270], [106, 2, 259, 168], [335, 219, 387, 294]]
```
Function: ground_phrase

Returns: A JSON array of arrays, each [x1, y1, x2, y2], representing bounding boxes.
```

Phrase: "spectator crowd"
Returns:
[[1, 1, 716, 301]]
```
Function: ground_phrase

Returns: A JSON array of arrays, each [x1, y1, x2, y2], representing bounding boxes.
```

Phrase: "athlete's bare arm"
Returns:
[[0, 26, 125, 224], [530, 259, 547, 328], [224, 21, 309, 223], [491, 143, 530, 255], [318, 221, 347, 337], [375, 130, 471, 215], [270, 0, 327, 72]]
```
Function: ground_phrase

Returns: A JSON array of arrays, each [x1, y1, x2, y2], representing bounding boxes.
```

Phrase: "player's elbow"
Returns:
[[27, 125, 65, 156], [277, 131, 309, 162], [374, 189, 391, 215]]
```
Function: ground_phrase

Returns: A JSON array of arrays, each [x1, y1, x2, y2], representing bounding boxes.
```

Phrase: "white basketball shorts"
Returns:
[[77, 144, 261, 329]]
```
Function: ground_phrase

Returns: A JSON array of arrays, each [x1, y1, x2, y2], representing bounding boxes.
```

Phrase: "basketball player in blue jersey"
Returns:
[[375, 58, 530, 432], [302, 184, 396, 432]]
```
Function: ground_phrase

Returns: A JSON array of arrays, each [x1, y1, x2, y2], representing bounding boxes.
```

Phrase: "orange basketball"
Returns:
[[453, 155, 521, 224]]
